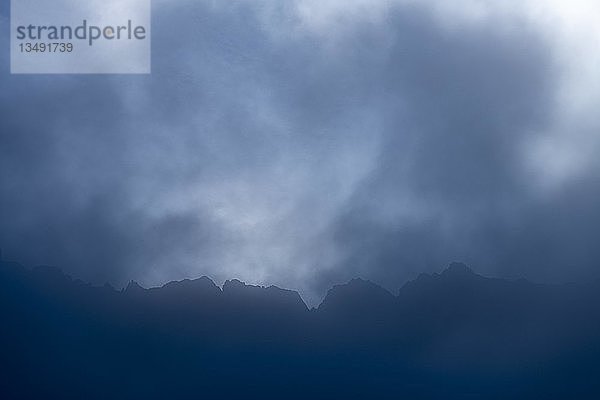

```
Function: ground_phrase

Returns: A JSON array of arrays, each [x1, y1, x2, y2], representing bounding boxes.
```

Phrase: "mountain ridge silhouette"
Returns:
[[1, 253, 600, 399], [0, 253, 563, 307]]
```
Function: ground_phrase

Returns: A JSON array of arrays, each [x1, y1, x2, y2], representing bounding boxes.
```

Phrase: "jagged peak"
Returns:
[[319, 278, 395, 311], [442, 262, 475, 276], [223, 279, 296, 295], [265, 284, 298, 294], [399, 263, 478, 294], [330, 278, 392, 293], [222, 278, 248, 291], [125, 280, 145, 292], [162, 276, 220, 291], [221, 279, 308, 310]]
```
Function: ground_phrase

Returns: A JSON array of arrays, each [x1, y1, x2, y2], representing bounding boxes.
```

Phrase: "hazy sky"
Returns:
[[1, 0, 599, 304]]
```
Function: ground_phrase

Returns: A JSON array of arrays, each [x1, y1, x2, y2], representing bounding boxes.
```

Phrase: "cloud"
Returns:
[[0, 0, 599, 305]]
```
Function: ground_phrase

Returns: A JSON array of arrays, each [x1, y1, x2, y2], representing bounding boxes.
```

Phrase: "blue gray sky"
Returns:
[[1, 0, 599, 304]]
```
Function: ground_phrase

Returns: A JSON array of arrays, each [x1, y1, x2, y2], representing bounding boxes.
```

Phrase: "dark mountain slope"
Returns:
[[1, 255, 599, 399]]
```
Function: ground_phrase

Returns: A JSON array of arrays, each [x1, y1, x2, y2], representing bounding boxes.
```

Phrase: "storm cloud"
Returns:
[[1, 0, 599, 304]]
